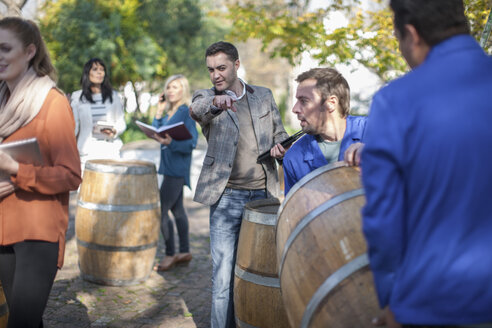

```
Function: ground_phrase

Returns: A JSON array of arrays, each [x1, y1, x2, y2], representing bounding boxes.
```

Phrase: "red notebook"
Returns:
[[135, 120, 192, 141]]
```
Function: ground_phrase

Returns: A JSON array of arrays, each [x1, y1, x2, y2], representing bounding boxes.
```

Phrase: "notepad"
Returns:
[[135, 120, 192, 141]]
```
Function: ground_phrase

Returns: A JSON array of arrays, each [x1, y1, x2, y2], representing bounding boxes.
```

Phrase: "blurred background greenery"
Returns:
[[1, 0, 490, 143]]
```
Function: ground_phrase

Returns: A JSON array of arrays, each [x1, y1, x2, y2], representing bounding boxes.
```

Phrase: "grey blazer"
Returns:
[[190, 84, 288, 206]]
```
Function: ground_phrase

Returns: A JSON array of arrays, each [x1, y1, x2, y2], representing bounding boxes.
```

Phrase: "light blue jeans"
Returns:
[[209, 187, 267, 328]]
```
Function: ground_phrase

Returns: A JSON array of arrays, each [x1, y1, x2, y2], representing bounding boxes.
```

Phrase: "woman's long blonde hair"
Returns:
[[163, 74, 191, 112]]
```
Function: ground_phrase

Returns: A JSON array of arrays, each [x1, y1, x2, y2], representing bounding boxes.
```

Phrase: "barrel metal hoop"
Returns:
[[77, 200, 159, 212], [235, 316, 260, 328], [300, 254, 370, 328], [243, 210, 277, 226], [279, 188, 365, 276], [85, 162, 154, 175], [235, 265, 280, 288], [0, 302, 8, 316], [278, 161, 347, 215], [77, 239, 157, 252]]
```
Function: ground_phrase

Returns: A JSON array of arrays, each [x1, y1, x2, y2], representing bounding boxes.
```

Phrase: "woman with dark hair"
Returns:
[[70, 58, 126, 168], [0, 16, 81, 327]]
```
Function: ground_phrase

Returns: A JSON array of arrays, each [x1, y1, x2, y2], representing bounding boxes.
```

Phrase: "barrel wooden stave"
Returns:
[[75, 207, 159, 246], [277, 163, 379, 328], [234, 198, 290, 328], [79, 166, 159, 206], [276, 163, 361, 268], [235, 206, 277, 276], [234, 278, 286, 328], [77, 247, 157, 284], [76, 159, 160, 286], [308, 267, 377, 328], [280, 196, 379, 327]]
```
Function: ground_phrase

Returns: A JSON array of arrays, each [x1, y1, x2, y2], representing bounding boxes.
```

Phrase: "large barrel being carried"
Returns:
[[276, 162, 379, 328], [76, 159, 160, 286], [0, 282, 7, 328], [234, 198, 290, 328]]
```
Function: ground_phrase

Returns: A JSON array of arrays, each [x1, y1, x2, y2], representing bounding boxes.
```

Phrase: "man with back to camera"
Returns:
[[275, 67, 367, 195], [189, 41, 288, 328], [361, 0, 492, 327]]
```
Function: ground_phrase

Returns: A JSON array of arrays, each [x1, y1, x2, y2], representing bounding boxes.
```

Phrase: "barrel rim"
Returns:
[[279, 188, 365, 277], [85, 159, 156, 175], [77, 200, 160, 212], [278, 161, 347, 216], [235, 264, 280, 288], [76, 238, 158, 252], [243, 198, 280, 226], [244, 197, 280, 211]]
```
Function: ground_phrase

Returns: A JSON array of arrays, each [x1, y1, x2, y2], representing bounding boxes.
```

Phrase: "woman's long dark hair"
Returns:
[[79, 58, 113, 104]]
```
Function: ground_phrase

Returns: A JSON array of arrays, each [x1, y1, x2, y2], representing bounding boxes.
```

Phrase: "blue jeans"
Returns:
[[209, 188, 267, 328]]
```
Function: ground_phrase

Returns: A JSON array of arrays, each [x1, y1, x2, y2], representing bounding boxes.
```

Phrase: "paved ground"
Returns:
[[43, 139, 213, 328], [44, 194, 211, 328]]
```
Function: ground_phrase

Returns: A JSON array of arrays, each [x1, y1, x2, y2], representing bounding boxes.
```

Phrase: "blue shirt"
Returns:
[[282, 115, 366, 195], [361, 35, 492, 325], [152, 104, 198, 187]]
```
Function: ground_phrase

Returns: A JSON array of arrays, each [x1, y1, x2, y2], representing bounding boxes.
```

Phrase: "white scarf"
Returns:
[[0, 67, 56, 142]]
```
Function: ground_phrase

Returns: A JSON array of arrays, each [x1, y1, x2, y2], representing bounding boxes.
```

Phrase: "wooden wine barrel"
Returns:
[[234, 198, 290, 328], [0, 282, 7, 328], [276, 162, 379, 328], [76, 159, 160, 286]]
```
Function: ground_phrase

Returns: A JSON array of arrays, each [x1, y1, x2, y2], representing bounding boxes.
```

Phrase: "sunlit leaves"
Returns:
[[227, 0, 491, 82]]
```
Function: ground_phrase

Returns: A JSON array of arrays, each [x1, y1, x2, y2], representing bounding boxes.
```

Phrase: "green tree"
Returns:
[[137, 0, 229, 89], [227, 0, 492, 81], [40, 0, 166, 94]]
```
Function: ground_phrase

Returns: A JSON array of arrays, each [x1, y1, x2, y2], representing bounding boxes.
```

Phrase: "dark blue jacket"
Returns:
[[282, 115, 366, 195], [152, 104, 198, 187], [361, 35, 492, 325]]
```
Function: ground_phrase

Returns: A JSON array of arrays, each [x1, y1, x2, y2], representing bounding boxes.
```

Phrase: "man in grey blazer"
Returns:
[[190, 41, 288, 328]]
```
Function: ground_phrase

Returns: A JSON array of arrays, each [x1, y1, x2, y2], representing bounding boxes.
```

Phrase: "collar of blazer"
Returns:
[[211, 82, 255, 96], [211, 82, 259, 131]]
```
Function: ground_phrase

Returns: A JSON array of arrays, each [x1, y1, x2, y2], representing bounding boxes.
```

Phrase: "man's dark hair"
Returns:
[[296, 68, 351, 118], [390, 0, 470, 47], [205, 41, 239, 62]]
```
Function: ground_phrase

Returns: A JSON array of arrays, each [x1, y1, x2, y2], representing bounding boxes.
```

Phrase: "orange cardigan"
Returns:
[[0, 89, 82, 268]]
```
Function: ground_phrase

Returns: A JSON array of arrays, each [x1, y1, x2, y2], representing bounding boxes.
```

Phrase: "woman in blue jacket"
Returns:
[[152, 74, 198, 271]]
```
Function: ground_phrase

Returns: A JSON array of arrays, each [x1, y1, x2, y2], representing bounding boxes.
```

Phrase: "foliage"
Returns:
[[227, 0, 492, 82], [40, 0, 228, 95], [39, 0, 229, 143], [137, 0, 228, 89], [120, 112, 149, 143], [40, 0, 166, 93]]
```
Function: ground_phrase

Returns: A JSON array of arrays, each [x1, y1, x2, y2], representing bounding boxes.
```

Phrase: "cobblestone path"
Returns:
[[44, 194, 212, 328]]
